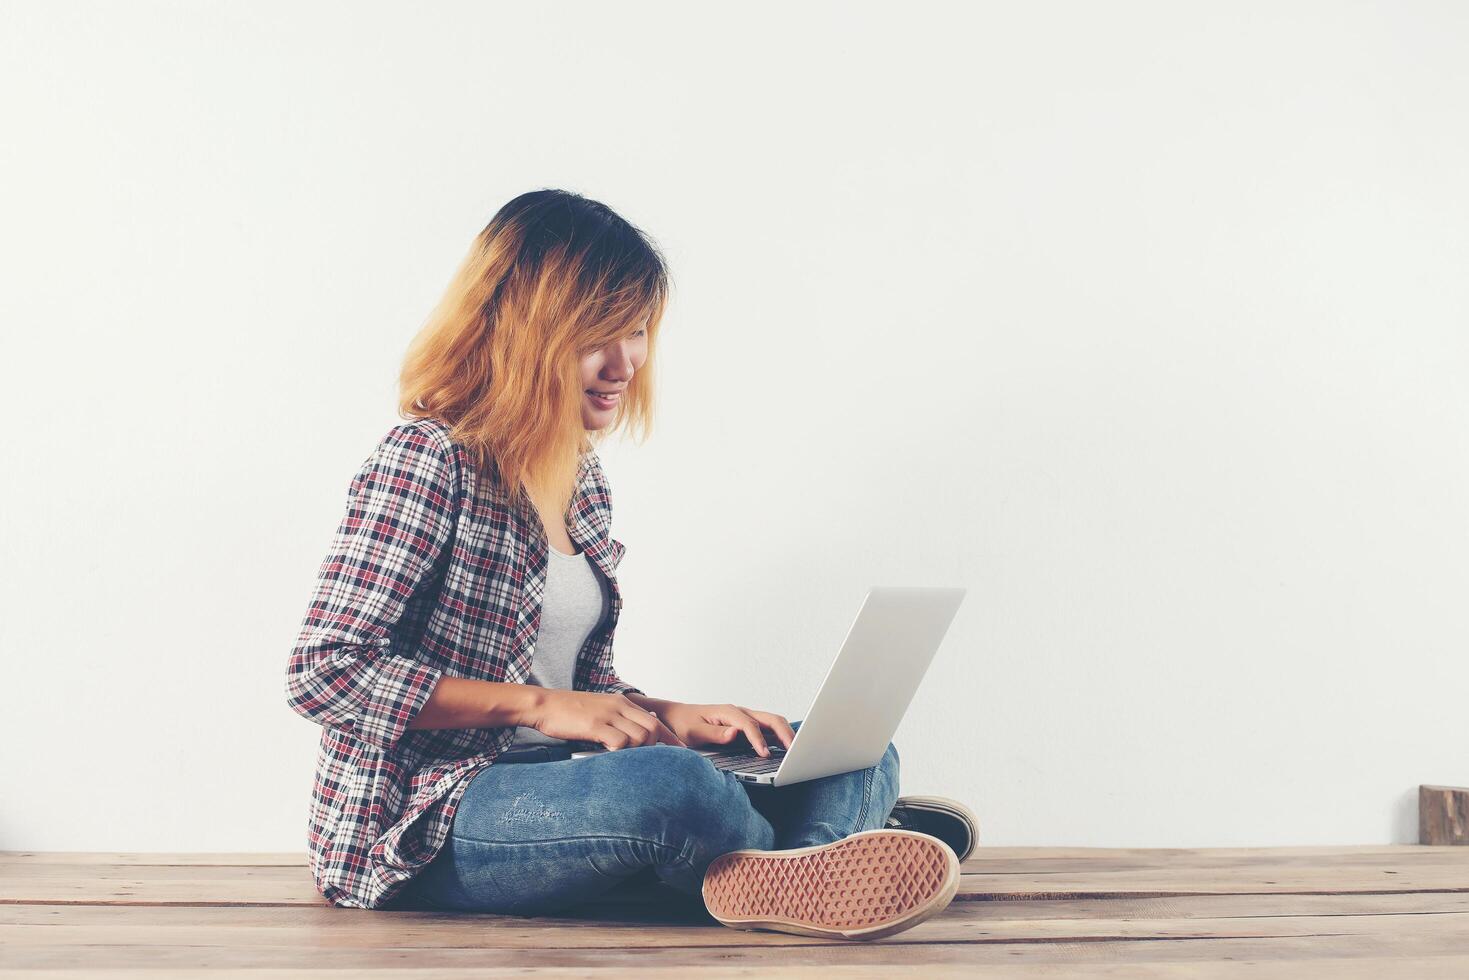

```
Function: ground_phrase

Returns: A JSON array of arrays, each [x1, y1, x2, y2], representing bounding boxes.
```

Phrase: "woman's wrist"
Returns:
[[623, 691, 672, 714], [504, 683, 546, 729]]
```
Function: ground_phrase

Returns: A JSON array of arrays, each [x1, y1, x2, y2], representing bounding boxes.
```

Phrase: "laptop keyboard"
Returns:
[[708, 748, 787, 774]]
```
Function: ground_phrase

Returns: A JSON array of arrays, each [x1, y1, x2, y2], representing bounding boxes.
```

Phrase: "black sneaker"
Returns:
[[884, 795, 978, 862]]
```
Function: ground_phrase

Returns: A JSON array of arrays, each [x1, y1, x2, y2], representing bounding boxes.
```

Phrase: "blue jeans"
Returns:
[[392, 719, 901, 914]]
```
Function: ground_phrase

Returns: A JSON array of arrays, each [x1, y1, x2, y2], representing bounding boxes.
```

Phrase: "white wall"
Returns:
[[2, 1, 1465, 853]]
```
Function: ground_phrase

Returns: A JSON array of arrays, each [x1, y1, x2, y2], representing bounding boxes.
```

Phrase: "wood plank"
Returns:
[[959, 867, 1469, 899], [5, 924, 1469, 970], [9, 964, 1469, 980], [3, 844, 1461, 869], [962, 845, 1469, 872], [8, 889, 1469, 927], [9, 965, 1469, 980], [8, 858, 1469, 906], [5, 857, 1460, 886], [3, 905, 1468, 949], [0, 851, 304, 866], [10, 853, 1458, 884], [1421, 785, 1469, 845], [966, 845, 1455, 858]]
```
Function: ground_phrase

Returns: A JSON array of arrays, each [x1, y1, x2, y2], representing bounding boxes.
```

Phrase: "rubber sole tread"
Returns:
[[701, 828, 960, 941]]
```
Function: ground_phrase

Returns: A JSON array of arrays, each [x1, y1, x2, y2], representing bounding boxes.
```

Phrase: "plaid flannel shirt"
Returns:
[[285, 416, 641, 909]]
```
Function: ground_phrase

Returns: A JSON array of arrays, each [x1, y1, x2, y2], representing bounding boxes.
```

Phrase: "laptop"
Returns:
[[569, 586, 966, 786]]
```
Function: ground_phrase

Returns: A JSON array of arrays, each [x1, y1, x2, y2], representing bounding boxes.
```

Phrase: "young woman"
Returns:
[[285, 189, 977, 940]]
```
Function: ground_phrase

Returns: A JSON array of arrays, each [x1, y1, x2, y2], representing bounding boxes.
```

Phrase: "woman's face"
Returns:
[[579, 320, 648, 430]]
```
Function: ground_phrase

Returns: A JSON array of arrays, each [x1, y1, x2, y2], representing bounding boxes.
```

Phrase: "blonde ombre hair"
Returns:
[[398, 189, 670, 512]]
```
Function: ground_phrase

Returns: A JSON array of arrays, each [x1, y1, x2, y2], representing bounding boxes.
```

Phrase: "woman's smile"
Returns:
[[585, 389, 622, 410]]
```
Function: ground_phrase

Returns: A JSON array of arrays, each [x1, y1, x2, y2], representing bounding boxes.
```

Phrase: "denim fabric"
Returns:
[[392, 718, 901, 914]]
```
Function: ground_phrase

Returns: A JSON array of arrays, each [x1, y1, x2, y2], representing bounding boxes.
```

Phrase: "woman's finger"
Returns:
[[622, 702, 684, 746], [623, 707, 678, 747], [628, 713, 661, 748], [646, 711, 688, 747], [713, 707, 769, 756], [688, 721, 740, 747], [619, 706, 659, 744], [745, 709, 796, 750], [596, 722, 629, 751], [602, 718, 645, 750]]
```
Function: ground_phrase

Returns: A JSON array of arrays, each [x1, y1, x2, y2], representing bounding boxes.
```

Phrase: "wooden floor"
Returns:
[[3, 845, 1468, 977]]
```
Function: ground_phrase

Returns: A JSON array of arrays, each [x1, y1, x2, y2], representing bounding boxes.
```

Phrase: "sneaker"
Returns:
[[884, 795, 978, 862], [701, 828, 960, 941]]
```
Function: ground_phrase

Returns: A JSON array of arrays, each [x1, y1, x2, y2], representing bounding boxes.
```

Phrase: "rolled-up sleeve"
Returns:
[[596, 670, 643, 697], [285, 424, 459, 753]]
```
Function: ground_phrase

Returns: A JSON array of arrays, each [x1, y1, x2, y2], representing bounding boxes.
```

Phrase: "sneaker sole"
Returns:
[[701, 828, 960, 941]]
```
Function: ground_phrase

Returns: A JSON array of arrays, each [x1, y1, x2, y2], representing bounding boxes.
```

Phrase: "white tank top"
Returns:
[[507, 545, 610, 748]]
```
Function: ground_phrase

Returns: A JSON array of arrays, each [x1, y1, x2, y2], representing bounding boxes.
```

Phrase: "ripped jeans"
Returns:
[[391, 719, 901, 914]]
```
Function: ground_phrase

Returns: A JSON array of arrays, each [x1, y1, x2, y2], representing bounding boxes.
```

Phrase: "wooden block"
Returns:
[[1420, 785, 1469, 845]]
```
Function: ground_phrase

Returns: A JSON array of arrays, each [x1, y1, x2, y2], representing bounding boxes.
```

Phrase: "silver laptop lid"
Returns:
[[772, 586, 966, 787]]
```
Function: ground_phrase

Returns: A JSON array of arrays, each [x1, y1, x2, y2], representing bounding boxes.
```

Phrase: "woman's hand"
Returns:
[[648, 701, 795, 757], [521, 689, 687, 751]]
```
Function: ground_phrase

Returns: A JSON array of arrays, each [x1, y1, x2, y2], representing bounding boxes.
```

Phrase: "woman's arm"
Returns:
[[406, 676, 539, 731], [410, 681, 790, 752], [284, 425, 458, 753], [408, 680, 685, 748]]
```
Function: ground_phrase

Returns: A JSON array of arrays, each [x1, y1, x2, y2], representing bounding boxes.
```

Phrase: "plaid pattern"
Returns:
[[285, 416, 640, 909]]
